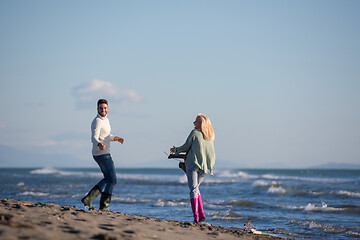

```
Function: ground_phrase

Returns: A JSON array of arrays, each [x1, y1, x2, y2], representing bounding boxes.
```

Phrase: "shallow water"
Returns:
[[1, 168, 359, 239]]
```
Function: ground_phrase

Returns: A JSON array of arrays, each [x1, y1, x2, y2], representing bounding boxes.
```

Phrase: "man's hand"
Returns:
[[114, 136, 124, 144], [98, 143, 105, 151]]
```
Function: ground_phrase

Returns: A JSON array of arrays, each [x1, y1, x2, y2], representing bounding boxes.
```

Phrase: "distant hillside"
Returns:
[[309, 162, 360, 169]]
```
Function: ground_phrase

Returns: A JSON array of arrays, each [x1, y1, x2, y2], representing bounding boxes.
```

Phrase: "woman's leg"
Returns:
[[187, 167, 201, 199], [196, 169, 206, 222], [186, 167, 205, 223]]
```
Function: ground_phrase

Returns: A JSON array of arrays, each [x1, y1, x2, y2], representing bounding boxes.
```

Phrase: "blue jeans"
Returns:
[[93, 154, 117, 194], [186, 166, 206, 199]]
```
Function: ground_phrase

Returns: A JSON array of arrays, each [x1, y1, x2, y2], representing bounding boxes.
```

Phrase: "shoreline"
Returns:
[[0, 198, 291, 240]]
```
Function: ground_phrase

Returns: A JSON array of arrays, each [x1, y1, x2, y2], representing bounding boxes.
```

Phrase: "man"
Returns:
[[81, 99, 124, 210]]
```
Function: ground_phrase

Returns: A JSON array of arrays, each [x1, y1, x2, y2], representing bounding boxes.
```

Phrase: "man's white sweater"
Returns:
[[91, 114, 115, 156]]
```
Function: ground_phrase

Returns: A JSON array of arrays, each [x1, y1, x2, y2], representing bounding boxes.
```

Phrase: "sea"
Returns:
[[0, 167, 359, 239]]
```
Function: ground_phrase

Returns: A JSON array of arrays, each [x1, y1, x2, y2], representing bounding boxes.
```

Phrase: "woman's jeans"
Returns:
[[186, 166, 206, 199], [93, 154, 117, 195]]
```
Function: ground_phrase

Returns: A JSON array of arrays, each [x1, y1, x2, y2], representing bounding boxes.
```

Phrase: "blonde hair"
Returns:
[[197, 113, 215, 141]]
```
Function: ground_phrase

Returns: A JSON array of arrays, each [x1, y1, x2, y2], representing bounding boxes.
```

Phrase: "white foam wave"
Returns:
[[215, 170, 257, 179], [267, 186, 287, 194], [292, 220, 349, 234], [178, 174, 187, 184], [117, 173, 187, 184], [304, 202, 346, 212], [209, 210, 246, 221], [308, 191, 327, 196], [278, 202, 350, 213], [30, 167, 61, 175], [252, 180, 269, 187], [253, 180, 282, 187], [277, 205, 304, 210], [203, 178, 237, 184], [348, 231, 360, 237], [261, 174, 347, 183], [112, 197, 152, 204], [337, 190, 360, 198], [30, 167, 90, 177], [17, 182, 25, 187], [153, 199, 188, 207], [19, 191, 49, 197]]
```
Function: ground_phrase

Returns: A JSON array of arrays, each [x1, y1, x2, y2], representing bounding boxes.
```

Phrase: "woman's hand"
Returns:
[[170, 146, 175, 153]]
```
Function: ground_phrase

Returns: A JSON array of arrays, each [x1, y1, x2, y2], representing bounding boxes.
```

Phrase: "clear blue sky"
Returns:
[[0, 0, 359, 168]]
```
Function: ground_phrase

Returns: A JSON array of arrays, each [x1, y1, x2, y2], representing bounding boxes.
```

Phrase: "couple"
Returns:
[[82, 99, 215, 224]]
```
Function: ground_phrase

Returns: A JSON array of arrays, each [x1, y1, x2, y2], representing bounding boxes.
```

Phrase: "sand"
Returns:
[[0, 198, 290, 240]]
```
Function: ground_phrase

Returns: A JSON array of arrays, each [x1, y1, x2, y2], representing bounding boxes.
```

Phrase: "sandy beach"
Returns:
[[0, 198, 290, 240]]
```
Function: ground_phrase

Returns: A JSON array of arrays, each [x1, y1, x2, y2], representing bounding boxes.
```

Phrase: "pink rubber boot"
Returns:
[[190, 197, 199, 223], [198, 194, 206, 222]]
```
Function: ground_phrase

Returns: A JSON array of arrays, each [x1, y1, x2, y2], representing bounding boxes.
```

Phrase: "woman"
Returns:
[[170, 113, 215, 223]]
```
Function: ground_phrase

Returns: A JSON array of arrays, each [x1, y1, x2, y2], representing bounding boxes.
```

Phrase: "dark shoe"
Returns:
[[81, 185, 101, 208], [99, 192, 112, 211]]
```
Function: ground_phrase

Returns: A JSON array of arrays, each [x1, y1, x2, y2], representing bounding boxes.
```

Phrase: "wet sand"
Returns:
[[0, 198, 290, 240]]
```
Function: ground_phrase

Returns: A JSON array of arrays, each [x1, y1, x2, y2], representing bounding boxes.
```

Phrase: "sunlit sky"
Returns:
[[0, 1, 359, 168]]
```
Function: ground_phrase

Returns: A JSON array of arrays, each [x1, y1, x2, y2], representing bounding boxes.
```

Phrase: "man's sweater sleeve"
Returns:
[[110, 134, 115, 141], [91, 118, 101, 145]]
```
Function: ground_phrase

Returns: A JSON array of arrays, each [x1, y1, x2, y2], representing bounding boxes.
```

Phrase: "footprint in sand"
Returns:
[[74, 218, 86, 222], [98, 223, 115, 231], [60, 225, 81, 234]]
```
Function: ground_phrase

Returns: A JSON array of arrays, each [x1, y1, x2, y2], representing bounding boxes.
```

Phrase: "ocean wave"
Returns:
[[30, 167, 94, 177], [267, 186, 287, 194], [261, 173, 349, 183], [308, 190, 327, 196], [295, 189, 360, 199], [118, 172, 238, 185], [215, 170, 258, 179], [17, 182, 25, 187], [337, 190, 360, 198], [19, 191, 77, 198], [204, 200, 230, 210], [209, 210, 248, 221], [304, 202, 347, 212], [30, 167, 62, 175], [348, 231, 360, 238], [291, 220, 349, 234], [29, 168, 236, 185], [252, 180, 282, 187], [19, 191, 49, 197], [277, 202, 360, 214], [30, 168, 186, 184], [276, 205, 304, 210], [117, 173, 184, 184], [112, 197, 153, 204], [228, 199, 264, 207], [153, 199, 188, 207]]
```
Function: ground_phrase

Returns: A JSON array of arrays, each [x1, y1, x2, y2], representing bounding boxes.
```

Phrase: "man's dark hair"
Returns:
[[97, 99, 108, 106]]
